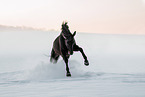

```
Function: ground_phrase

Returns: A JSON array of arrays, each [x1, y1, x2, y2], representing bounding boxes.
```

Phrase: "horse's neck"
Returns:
[[59, 34, 68, 50], [60, 34, 65, 40]]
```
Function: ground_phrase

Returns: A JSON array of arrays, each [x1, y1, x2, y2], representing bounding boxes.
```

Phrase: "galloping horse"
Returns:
[[50, 22, 89, 77]]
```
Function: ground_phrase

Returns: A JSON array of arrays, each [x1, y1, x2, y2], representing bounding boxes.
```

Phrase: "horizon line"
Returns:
[[0, 24, 145, 35]]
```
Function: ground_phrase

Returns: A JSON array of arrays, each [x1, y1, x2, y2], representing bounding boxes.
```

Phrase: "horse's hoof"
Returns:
[[66, 73, 71, 77], [84, 60, 89, 66]]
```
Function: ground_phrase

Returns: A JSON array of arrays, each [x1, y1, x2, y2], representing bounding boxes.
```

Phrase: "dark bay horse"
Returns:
[[50, 22, 89, 77]]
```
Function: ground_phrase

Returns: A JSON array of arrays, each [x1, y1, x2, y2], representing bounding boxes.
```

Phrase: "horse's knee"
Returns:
[[79, 47, 83, 52], [73, 45, 82, 52]]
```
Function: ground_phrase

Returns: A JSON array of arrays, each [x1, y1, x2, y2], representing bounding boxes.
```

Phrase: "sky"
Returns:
[[0, 0, 145, 34]]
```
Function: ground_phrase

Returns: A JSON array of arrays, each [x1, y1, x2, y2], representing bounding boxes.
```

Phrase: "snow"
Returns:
[[0, 30, 145, 97]]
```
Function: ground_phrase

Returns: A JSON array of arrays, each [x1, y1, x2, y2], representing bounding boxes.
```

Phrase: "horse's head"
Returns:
[[61, 22, 76, 55]]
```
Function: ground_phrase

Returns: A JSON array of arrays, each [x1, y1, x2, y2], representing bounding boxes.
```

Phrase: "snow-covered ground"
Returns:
[[0, 30, 145, 97]]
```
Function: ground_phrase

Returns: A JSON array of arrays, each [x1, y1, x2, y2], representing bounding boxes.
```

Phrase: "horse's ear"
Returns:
[[65, 22, 68, 25], [73, 31, 76, 37]]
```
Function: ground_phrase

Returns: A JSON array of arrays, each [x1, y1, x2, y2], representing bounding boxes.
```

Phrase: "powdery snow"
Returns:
[[0, 30, 145, 97]]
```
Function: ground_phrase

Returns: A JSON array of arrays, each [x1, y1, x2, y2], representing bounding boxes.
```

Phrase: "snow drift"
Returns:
[[0, 30, 145, 97]]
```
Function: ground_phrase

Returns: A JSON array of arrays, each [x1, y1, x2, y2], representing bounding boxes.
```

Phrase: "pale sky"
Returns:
[[0, 0, 145, 34]]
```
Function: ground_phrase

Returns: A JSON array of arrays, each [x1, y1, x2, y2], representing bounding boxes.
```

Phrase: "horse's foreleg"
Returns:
[[62, 55, 71, 77], [73, 45, 89, 66]]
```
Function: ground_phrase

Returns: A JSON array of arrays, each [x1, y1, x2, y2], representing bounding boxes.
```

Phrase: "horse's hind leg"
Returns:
[[50, 49, 59, 63], [54, 55, 59, 63]]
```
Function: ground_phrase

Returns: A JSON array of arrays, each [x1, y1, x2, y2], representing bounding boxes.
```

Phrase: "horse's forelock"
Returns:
[[62, 22, 69, 29], [62, 24, 69, 31]]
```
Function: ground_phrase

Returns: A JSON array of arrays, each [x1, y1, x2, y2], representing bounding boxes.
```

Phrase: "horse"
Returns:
[[50, 22, 89, 77]]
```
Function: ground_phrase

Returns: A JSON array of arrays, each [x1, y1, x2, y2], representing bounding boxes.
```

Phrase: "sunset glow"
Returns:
[[0, 0, 145, 34]]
